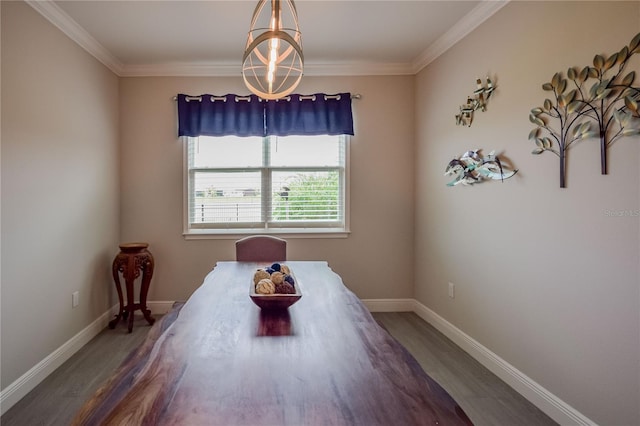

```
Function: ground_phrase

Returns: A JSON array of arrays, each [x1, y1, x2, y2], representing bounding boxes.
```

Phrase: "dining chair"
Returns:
[[235, 235, 287, 262]]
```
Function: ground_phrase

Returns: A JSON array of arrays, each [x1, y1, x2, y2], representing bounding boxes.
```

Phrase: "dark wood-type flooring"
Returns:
[[1, 315, 164, 426], [2, 310, 557, 426], [373, 312, 557, 426]]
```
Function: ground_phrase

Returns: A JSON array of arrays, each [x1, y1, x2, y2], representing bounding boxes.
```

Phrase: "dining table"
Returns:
[[73, 261, 472, 425]]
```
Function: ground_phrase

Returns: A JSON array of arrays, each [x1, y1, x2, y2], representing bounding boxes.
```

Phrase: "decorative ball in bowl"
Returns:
[[250, 263, 301, 310]]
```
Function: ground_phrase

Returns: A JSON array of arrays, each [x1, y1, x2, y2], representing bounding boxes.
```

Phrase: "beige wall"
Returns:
[[119, 75, 415, 302], [415, 2, 639, 424], [1, 1, 120, 388], [4, 0, 639, 423]]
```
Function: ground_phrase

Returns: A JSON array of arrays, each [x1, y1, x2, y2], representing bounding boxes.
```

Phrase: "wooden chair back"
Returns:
[[235, 235, 287, 262]]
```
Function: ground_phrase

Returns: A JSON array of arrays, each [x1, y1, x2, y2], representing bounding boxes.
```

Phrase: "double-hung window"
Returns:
[[177, 92, 354, 237], [185, 134, 349, 235]]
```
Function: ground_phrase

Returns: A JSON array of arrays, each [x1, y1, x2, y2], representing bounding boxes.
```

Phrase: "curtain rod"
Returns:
[[173, 94, 361, 102]]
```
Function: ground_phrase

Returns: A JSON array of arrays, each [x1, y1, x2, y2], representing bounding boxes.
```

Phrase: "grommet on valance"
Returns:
[[176, 92, 356, 137]]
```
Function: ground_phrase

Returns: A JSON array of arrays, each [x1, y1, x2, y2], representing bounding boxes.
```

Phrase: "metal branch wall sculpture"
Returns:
[[455, 78, 496, 126], [445, 149, 518, 187], [529, 32, 640, 188]]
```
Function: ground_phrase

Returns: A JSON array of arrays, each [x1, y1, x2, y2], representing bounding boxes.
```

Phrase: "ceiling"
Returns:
[[30, 1, 507, 77]]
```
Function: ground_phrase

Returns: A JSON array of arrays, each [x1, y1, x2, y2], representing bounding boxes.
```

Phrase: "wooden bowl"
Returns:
[[250, 274, 301, 310]]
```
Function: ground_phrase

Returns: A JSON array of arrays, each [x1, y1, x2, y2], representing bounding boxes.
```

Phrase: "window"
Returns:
[[185, 134, 349, 236]]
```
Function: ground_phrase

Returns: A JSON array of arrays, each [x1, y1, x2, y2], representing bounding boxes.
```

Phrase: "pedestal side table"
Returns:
[[109, 242, 156, 333]]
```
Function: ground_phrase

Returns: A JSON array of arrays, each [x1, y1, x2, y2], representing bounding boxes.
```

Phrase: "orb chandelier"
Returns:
[[242, 0, 304, 100]]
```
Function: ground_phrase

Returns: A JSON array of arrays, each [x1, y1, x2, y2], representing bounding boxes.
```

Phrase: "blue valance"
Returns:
[[177, 93, 354, 137], [177, 94, 264, 137]]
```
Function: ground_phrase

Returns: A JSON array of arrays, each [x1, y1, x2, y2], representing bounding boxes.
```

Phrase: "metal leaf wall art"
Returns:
[[445, 149, 518, 187], [455, 78, 496, 126], [529, 32, 640, 188]]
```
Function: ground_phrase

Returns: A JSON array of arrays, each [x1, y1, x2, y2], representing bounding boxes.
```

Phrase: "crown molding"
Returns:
[[26, 0, 124, 75], [28, 0, 507, 78], [119, 61, 414, 77], [121, 63, 240, 78], [302, 62, 415, 77], [412, 0, 509, 74]]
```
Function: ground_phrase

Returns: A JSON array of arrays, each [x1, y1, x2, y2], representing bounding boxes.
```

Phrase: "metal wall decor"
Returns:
[[529, 32, 640, 188], [445, 149, 518, 187], [455, 78, 496, 126]]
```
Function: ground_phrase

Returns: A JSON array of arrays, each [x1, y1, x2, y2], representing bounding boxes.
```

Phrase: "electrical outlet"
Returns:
[[72, 291, 79, 308], [448, 282, 455, 299]]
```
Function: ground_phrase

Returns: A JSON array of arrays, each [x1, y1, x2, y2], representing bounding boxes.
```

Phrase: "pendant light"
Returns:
[[242, 0, 304, 100]]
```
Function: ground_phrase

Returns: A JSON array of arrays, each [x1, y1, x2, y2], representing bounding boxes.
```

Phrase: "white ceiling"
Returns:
[[30, 0, 507, 77]]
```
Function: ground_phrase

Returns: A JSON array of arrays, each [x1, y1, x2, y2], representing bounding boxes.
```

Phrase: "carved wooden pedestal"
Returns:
[[109, 243, 155, 333]]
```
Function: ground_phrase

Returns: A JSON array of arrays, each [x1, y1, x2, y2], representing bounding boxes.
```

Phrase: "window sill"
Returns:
[[183, 229, 350, 240]]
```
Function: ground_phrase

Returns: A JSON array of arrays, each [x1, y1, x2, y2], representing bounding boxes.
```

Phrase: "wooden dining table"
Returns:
[[73, 261, 472, 425]]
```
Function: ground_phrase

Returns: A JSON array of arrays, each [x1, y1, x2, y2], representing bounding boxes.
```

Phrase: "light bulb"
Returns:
[[269, 45, 278, 62]]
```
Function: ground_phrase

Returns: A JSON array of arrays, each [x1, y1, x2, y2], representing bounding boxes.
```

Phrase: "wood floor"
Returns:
[[2, 311, 557, 426], [1, 316, 155, 426], [372, 312, 557, 426]]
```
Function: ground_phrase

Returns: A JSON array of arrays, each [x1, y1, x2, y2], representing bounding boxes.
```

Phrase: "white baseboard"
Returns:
[[2, 298, 595, 426], [408, 299, 596, 426], [0, 301, 178, 415], [0, 305, 117, 415]]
